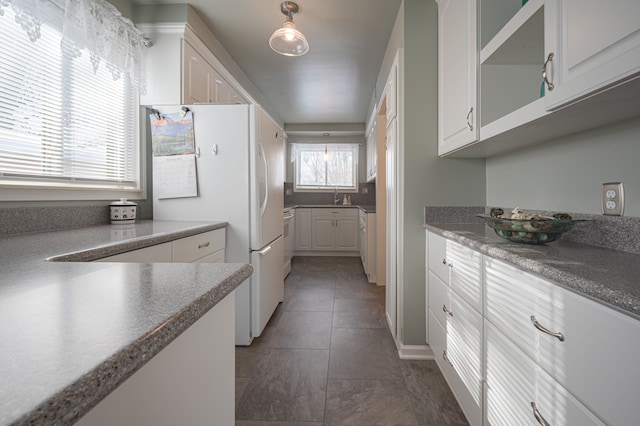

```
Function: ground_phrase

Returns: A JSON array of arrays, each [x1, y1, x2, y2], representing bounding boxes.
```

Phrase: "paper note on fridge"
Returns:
[[153, 154, 198, 199]]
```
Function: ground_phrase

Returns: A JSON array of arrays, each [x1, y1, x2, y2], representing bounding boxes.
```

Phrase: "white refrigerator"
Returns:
[[152, 104, 284, 346]]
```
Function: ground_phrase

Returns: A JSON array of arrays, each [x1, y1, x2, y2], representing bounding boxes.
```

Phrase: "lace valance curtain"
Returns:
[[0, 0, 147, 93]]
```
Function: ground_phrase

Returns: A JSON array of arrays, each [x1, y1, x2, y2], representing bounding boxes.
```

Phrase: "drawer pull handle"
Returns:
[[530, 316, 565, 342], [442, 350, 453, 366], [531, 402, 551, 426], [442, 304, 453, 317], [198, 242, 210, 249]]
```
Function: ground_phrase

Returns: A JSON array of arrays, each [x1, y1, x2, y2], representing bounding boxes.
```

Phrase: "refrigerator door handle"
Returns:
[[256, 244, 272, 256], [259, 143, 269, 218]]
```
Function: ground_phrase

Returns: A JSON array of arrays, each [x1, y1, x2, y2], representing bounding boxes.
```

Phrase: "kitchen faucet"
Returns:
[[334, 187, 340, 204]]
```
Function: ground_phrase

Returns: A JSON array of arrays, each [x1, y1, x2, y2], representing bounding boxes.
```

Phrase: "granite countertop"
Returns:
[[286, 204, 376, 213], [425, 223, 640, 321], [0, 220, 253, 426]]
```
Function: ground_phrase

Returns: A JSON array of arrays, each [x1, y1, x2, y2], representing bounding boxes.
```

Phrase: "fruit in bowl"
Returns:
[[477, 208, 588, 244]]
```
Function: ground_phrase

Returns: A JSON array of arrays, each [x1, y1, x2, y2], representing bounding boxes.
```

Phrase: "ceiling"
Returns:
[[132, 0, 402, 125]]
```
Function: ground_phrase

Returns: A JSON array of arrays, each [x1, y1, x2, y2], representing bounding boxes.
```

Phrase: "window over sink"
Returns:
[[292, 143, 359, 192]]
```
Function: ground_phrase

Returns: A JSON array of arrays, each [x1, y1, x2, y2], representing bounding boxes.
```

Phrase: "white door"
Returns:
[[385, 117, 397, 340], [250, 235, 284, 338], [545, 0, 640, 110], [250, 106, 284, 250]]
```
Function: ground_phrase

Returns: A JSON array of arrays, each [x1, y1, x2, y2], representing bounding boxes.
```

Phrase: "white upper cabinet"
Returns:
[[140, 25, 247, 106], [439, 0, 640, 157], [366, 112, 377, 183], [183, 40, 214, 104], [437, 0, 479, 156], [544, 0, 640, 110], [385, 55, 398, 125]]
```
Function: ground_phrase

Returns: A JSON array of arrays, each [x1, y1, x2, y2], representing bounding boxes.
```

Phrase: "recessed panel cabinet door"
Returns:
[[182, 40, 213, 104], [335, 216, 358, 251], [545, 0, 640, 110], [311, 216, 335, 250], [485, 321, 604, 426], [437, 0, 479, 155]]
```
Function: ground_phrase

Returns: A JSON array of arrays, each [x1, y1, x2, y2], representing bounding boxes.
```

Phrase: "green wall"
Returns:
[[486, 116, 640, 217], [373, 0, 487, 346]]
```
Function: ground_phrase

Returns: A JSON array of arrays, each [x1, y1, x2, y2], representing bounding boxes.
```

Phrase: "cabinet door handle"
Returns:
[[198, 241, 210, 249], [530, 315, 565, 342], [542, 52, 555, 91], [466, 107, 474, 131], [531, 402, 551, 426], [442, 304, 453, 317], [442, 258, 454, 268], [442, 350, 453, 366]]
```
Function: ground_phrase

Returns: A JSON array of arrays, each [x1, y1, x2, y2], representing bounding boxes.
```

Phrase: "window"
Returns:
[[293, 143, 359, 192], [0, 6, 139, 196]]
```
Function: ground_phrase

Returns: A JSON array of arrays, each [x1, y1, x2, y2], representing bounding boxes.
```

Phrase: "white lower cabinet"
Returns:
[[427, 231, 483, 426], [485, 321, 604, 426], [485, 257, 640, 426], [427, 230, 640, 426], [359, 210, 377, 283], [294, 208, 312, 251], [304, 208, 359, 253], [97, 228, 226, 263], [77, 292, 235, 426]]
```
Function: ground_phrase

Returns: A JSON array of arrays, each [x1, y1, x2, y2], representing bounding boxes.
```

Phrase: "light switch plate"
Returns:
[[602, 182, 624, 216]]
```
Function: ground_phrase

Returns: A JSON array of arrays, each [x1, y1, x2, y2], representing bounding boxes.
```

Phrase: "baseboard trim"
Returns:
[[397, 344, 434, 360], [293, 251, 359, 257]]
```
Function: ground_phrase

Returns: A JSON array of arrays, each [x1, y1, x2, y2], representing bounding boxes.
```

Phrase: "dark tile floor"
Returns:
[[235, 256, 468, 426]]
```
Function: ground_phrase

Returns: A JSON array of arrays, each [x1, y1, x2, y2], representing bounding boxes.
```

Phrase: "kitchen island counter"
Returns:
[[0, 220, 252, 426], [425, 223, 640, 321]]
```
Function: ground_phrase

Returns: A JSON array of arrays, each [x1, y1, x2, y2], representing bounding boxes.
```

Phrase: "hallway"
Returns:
[[235, 256, 467, 425]]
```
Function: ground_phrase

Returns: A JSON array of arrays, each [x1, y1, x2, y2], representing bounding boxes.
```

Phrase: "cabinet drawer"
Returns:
[[172, 229, 225, 262], [447, 292, 483, 409], [447, 240, 482, 312], [429, 311, 480, 426], [486, 321, 604, 426], [485, 257, 640, 426], [427, 231, 448, 283], [428, 270, 450, 328], [311, 207, 358, 218]]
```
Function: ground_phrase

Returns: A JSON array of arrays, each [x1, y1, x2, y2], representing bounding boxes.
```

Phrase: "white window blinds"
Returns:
[[0, 5, 138, 190]]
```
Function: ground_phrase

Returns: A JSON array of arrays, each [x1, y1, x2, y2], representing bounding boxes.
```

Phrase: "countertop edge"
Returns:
[[19, 263, 253, 426], [425, 224, 640, 322], [286, 205, 376, 213], [47, 222, 229, 262]]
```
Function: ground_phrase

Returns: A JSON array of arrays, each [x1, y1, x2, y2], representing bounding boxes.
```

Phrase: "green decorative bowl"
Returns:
[[476, 214, 588, 244]]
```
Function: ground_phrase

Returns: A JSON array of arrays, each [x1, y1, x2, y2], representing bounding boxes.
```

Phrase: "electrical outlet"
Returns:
[[361, 186, 368, 194], [602, 182, 624, 216]]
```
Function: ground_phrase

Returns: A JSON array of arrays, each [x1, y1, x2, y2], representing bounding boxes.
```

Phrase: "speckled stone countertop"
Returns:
[[425, 223, 640, 321], [0, 220, 253, 426], [286, 204, 376, 213]]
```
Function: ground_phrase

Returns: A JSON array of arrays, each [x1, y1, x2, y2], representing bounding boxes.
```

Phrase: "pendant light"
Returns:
[[269, 1, 309, 57]]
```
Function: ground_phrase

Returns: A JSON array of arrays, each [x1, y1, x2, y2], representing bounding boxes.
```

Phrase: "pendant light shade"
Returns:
[[269, 2, 309, 57]]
